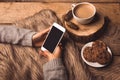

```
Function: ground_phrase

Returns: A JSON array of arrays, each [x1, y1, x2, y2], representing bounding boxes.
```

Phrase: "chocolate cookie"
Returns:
[[92, 40, 107, 52], [83, 40, 111, 65], [97, 51, 111, 65], [83, 47, 95, 62]]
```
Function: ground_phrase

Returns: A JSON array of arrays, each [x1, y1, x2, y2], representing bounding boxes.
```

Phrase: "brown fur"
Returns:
[[0, 9, 96, 80]]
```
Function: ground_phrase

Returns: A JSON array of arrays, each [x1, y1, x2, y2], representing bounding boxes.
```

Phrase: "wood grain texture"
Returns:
[[0, 0, 120, 3], [74, 23, 120, 56], [0, 2, 119, 80], [99, 23, 120, 56], [0, 2, 119, 24], [64, 12, 104, 36], [89, 56, 120, 80], [63, 11, 106, 43]]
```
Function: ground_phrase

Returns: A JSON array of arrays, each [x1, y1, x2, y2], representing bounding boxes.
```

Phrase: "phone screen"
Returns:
[[43, 26, 64, 53]]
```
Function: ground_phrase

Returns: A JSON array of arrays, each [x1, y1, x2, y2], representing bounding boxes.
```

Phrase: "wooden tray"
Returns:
[[64, 11, 105, 43]]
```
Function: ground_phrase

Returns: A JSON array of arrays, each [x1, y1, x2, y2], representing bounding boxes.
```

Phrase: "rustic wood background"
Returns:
[[0, 0, 120, 80], [0, 0, 120, 2], [0, 2, 119, 24]]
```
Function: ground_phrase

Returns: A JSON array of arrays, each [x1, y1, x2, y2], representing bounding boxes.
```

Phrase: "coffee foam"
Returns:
[[74, 4, 94, 18]]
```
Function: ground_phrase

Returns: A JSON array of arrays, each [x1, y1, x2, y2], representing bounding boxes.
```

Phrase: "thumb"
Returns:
[[43, 50, 51, 57]]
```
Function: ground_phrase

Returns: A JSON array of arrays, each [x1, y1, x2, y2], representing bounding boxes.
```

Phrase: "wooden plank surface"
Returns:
[[0, 2, 119, 24], [0, 2, 119, 80], [89, 56, 120, 80], [0, 0, 120, 3]]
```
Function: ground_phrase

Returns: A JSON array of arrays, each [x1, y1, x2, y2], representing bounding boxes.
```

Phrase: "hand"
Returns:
[[32, 28, 50, 47], [39, 46, 62, 61]]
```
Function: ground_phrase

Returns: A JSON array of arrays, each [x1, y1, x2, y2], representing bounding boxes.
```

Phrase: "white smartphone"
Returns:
[[41, 22, 66, 53]]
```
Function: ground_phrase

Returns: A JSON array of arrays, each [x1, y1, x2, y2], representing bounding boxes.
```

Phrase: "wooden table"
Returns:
[[0, 1, 120, 80], [0, 2, 119, 24]]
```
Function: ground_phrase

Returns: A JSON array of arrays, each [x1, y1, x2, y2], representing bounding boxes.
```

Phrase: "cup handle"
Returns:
[[71, 4, 76, 9]]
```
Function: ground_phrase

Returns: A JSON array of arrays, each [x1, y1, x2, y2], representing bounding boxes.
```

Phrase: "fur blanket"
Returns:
[[0, 9, 120, 80], [0, 9, 94, 80]]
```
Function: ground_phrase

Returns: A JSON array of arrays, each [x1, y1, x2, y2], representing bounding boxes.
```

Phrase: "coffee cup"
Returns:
[[72, 2, 96, 24]]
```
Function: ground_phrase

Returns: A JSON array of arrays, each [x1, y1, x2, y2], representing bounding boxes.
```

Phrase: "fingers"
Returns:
[[58, 43, 63, 50], [39, 50, 51, 58], [33, 28, 51, 47], [39, 45, 63, 61], [53, 45, 62, 56], [41, 27, 50, 35], [39, 50, 47, 57], [36, 27, 50, 38]]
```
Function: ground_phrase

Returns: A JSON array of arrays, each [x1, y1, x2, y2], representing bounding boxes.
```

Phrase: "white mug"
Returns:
[[72, 2, 96, 24]]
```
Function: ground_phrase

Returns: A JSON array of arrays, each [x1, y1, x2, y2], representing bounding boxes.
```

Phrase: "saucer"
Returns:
[[81, 42, 112, 67]]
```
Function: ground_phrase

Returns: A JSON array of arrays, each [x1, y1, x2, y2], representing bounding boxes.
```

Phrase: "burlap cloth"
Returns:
[[0, 9, 120, 80]]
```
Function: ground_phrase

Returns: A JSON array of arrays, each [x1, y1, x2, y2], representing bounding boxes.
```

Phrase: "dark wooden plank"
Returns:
[[0, 0, 120, 3], [0, 2, 119, 24]]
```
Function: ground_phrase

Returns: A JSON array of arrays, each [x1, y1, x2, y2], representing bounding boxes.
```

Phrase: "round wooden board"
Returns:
[[64, 12, 104, 36]]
